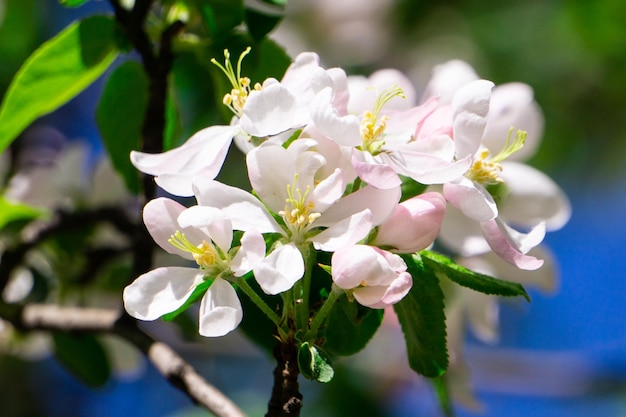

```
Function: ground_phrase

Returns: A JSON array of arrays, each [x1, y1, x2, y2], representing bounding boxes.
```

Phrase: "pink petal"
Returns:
[[313, 209, 373, 251], [311, 87, 362, 146], [443, 178, 498, 222], [480, 219, 544, 270]]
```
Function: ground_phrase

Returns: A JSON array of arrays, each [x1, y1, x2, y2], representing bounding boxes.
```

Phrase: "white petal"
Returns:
[[246, 143, 295, 212], [309, 168, 347, 212], [123, 267, 205, 320], [143, 198, 207, 259], [192, 180, 282, 233], [230, 229, 266, 276], [499, 162, 571, 231], [310, 87, 362, 146], [313, 209, 373, 251], [198, 279, 243, 337], [317, 185, 400, 227], [421, 59, 479, 105], [253, 244, 304, 295], [177, 206, 232, 253], [240, 83, 308, 136], [443, 178, 498, 222], [130, 125, 236, 192], [482, 83, 544, 161], [438, 204, 491, 256], [452, 79, 494, 159]]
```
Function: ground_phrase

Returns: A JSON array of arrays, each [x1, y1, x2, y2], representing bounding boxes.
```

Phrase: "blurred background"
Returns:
[[1, 0, 625, 416]]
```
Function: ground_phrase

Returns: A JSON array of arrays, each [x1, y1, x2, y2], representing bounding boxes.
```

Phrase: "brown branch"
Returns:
[[266, 338, 303, 417], [3, 303, 246, 417]]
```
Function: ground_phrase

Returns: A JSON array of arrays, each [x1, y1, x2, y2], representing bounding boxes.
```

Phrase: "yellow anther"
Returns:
[[169, 231, 224, 271], [466, 128, 527, 185], [211, 47, 257, 116], [278, 175, 322, 240], [359, 85, 405, 155]]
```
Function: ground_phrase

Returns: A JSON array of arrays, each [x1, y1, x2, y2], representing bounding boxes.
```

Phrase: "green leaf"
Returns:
[[322, 293, 383, 357], [95, 60, 147, 194], [52, 333, 111, 387], [59, 0, 90, 7], [0, 15, 119, 154], [0, 197, 46, 229], [196, 0, 245, 41], [245, 9, 283, 41], [298, 342, 334, 383], [394, 253, 448, 378], [420, 250, 530, 301], [162, 279, 213, 322], [399, 174, 428, 202]]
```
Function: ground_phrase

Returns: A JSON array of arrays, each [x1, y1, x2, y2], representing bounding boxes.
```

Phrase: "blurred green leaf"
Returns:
[[52, 333, 111, 387], [399, 175, 428, 202], [298, 342, 334, 383], [95, 60, 147, 194], [420, 250, 530, 301], [322, 293, 383, 357], [0, 197, 46, 229], [59, 0, 90, 7], [245, 9, 283, 41], [0, 15, 119, 154], [394, 253, 448, 378], [195, 0, 245, 41]]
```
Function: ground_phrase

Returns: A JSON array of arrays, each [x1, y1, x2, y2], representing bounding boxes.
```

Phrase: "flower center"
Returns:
[[168, 231, 226, 274], [211, 47, 261, 117], [466, 128, 527, 185], [359, 85, 405, 155], [278, 176, 321, 240]]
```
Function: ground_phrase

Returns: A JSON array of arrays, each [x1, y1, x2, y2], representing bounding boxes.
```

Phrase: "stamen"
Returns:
[[210, 47, 257, 116], [168, 231, 221, 269], [359, 85, 405, 155], [465, 127, 527, 185]]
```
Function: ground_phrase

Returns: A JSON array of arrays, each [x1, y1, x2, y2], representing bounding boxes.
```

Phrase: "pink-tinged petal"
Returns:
[[253, 244, 304, 294], [482, 83, 544, 161], [480, 219, 544, 270], [177, 206, 233, 253], [143, 198, 206, 259], [311, 87, 362, 146], [246, 143, 296, 212], [317, 185, 401, 227], [389, 149, 472, 185], [414, 104, 452, 140], [375, 192, 447, 253], [352, 153, 402, 189], [443, 178, 498, 222], [355, 271, 412, 309], [452, 79, 494, 159], [240, 83, 308, 137], [198, 278, 242, 337], [463, 288, 499, 343], [230, 230, 266, 277], [499, 162, 571, 231], [192, 180, 282, 234], [313, 209, 373, 251], [405, 134, 455, 160], [421, 60, 479, 105], [499, 220, 546, 254], [438, 205, 490, 256], [130, 125, 236, 179], [331, 245, 384, 289], [462, 247, 558, 293], [369, 69, 417, 110], [123, 267, 205, 320]]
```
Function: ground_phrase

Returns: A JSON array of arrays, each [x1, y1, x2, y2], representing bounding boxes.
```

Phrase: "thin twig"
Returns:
[[2, 303, 246, 417]]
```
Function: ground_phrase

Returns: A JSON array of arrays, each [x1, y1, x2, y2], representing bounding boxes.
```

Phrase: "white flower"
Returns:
[[123, 197, 265, 337]]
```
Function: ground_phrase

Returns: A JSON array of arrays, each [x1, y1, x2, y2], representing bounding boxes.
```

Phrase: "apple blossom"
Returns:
[[310, 72, 472, 189], [123, 197, 265, 337], [331, 245, 412, 308]]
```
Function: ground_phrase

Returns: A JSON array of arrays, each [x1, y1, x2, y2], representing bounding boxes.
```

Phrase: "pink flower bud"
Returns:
[[375, 192, 446, 253]]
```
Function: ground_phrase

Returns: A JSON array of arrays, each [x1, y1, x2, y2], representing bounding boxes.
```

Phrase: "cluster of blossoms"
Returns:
[[123, 49, 569, 339]]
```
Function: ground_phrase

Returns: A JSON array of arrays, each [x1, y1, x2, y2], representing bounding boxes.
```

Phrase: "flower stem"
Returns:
[[294, 244, 315, 333], [304, 284, 343, 341], [235, 276, 288, 341]]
